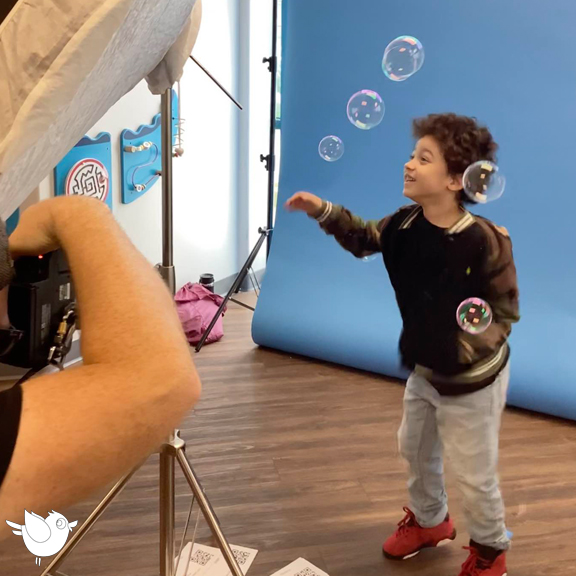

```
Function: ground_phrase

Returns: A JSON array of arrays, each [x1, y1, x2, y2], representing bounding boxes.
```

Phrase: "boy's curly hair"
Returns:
[[412, 113, 498, 204]]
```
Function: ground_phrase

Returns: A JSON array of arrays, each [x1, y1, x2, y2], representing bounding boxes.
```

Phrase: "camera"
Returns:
[[0, 250, 76, 369]]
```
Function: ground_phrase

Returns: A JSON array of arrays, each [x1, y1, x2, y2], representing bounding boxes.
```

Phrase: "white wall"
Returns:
[[172, 0, 241, 289], [27, 0, 277, 288], [238, 0, 273, 273], [37, 0, 242, 291]]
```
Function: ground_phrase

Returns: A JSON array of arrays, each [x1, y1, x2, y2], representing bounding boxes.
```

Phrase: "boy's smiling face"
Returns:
[[403, 135, 463, 205]]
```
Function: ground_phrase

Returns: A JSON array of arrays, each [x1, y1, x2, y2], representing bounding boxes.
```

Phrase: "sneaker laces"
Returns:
[[460, 547, 493, 575], [396, 507, 418, 538]]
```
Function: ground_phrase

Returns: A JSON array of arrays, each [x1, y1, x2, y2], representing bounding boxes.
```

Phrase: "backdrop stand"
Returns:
[[262, 0, 280, 259], [195, 227, 271, 353]]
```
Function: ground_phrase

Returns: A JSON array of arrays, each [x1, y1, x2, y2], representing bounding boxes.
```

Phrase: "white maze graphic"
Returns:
[[65, 159, 109, 202]]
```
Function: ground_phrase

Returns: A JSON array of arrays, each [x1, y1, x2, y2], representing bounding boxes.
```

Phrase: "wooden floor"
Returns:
[[3, 292, 576, 576]]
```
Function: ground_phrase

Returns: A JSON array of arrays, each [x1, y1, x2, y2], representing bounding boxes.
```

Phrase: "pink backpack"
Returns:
[[174, 283, 227, 345]]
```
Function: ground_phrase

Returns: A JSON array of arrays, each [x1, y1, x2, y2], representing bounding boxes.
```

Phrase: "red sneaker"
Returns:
[[458, 546, 507, 576], [383, 507, 457, 560]]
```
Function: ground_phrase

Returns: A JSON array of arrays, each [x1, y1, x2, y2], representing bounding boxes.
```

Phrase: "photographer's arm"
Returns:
[[0, 196, 200, 539]]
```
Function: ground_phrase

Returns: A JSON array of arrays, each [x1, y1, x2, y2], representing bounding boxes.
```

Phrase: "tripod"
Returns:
[[41, 89, 244, 576], [195, 227, 271, 353]]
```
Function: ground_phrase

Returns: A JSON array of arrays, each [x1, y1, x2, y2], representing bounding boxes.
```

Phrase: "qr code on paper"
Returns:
[[191, 550, 214, 566], [295, 569, 321, 576], [232, 549, 251, 566]]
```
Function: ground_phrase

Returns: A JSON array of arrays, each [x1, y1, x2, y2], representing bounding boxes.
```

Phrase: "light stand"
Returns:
[[41, 89, 244, 576]]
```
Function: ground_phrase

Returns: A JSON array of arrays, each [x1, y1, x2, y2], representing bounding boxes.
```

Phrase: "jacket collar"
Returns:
[[400, 205, 475, 235]]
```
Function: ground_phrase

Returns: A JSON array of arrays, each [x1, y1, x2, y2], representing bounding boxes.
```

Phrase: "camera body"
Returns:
[[3, 250, 75, 368]]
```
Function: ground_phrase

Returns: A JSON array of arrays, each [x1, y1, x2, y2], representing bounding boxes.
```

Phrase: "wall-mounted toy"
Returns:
[[5, 209, 19, 236], [120, 92, 179, 204], [54, 133, 113, 210], [173, 81, 186, 158]]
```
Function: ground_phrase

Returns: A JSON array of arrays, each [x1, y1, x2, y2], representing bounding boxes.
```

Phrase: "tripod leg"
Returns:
[[175, 449, 244, 576], [40, 467, 140, 576], [160, 443, 177, 576], [175, 496, 196, 572], [174, 501, 200, 576], [195, 291, 233, 353], [248, 267, 260, 295], [229, 297, 255, 312], [195, 231, 268, 352]]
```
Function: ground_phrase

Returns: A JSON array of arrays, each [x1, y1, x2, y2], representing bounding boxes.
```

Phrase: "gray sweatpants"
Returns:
[[398, 361, 511, 551]]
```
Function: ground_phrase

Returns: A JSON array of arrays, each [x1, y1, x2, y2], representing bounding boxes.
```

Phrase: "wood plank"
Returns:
[[2, 291, 576, 575]]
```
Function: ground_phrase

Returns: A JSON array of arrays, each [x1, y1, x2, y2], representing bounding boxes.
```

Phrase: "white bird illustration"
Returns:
[[6, 510, 78, 566]]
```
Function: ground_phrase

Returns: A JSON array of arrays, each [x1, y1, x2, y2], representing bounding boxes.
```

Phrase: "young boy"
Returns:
[[285, 113, 520, 576]]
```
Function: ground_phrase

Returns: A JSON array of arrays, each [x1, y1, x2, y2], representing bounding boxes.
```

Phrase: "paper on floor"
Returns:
[[269, 558, 330, 576], [175, 542, 258, 576], [175, 543, 218, 576]]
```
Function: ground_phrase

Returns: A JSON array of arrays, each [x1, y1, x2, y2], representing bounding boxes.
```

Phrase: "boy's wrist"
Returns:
[[313, 200, 332, 222]]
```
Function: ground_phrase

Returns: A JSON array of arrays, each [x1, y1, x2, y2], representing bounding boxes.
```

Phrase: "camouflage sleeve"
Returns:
[[0, 219, 15, 290], [455, 221, 520, 365], [480, 222, 520, 335], [310, 200, 391, 258]]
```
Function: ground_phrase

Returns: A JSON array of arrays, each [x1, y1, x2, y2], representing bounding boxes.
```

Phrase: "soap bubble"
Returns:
[[382, 36, 425, 82], [318, 135, 344, 162], [457, 297, 493, 334], [463, 161, 505, 204], [347, 90, 385, 130], [362, 254, 380, 263]]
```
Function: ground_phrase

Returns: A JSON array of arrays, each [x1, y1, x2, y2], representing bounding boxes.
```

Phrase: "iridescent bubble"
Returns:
[[456, 297, 493, 334], [362, 254, 380, 263], [382, 36, 425, 82], [318, 135, 345, 162], [463, 161, 506, 204], [346, 90, 385, 130]]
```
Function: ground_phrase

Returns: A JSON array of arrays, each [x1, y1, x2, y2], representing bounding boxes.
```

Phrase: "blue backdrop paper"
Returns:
[[252, 0, 576, 420], [54, 133, 113, 210]]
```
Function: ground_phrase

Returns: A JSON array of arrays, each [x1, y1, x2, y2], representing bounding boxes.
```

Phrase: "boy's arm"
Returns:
[[457, 223, 519, 364], [481, 223, 520, 338], [311, 200, 391, 258]]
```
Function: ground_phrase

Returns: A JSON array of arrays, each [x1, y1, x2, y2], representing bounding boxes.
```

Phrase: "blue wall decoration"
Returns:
[[54, 133, 113, 211], [120, 92, 179, 204], [252, 0, 576, 422], [5, 209, 19, 236]]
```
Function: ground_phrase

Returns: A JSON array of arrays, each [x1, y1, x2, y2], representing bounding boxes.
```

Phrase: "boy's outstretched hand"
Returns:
[[284, 191, 324, 217]]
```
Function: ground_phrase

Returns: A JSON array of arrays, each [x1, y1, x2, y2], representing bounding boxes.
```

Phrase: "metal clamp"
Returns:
[[48, 306, 78, 370]]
